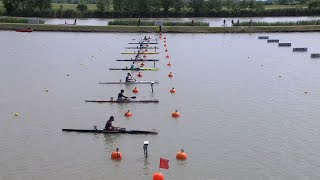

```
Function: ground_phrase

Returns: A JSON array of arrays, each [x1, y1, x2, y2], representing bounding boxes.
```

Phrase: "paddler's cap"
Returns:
[[110, 116, 114, 121], [144, 141, 149, 145], [121, 89, 124, 92]]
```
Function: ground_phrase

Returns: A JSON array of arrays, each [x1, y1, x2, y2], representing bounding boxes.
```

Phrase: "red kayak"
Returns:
[[16, 29, 33, 32]]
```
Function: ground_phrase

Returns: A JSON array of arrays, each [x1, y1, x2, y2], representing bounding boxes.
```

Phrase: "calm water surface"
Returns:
[[1, 31, 320, 179]]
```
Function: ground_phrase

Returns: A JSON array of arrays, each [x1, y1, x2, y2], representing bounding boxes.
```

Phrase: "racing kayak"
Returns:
[[109, 68, 159, 71], [62, 128, 158, 135], [99, 80, 159, 84], [125, 47, 159, 49], [129, 42, 159, 44], [116, 59, 159, 61], [85, 99, 159, 103], [121, 52, 159, 55], [16, 29, 33, 32]]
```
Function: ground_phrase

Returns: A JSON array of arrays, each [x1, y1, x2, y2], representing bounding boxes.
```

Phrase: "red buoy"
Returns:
[[125, 110, 132, 117], [167, 62, 172, 66], [176, 149, 188, 160], [111, 148, 122, 161], [137, 72, 143, 77], [140, 62, 145, 67], [153, 172, 164, 180], [164, 44, 167, 47], [143, 54, 147, 58], [172, 110, 180, 118], [170, 88, 176, 93], [164, 37, 167, 40], [132, 87, 139, 94], [166, 55, 170, 58], [168, 72, 173, 78], [165, 49, 168, 52]]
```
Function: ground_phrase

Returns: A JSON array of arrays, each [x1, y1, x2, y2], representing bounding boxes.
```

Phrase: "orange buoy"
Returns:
[[140, 62, 145, 67], [133, 87, 139, 94], [176, 149, 188, 160], [125, 110, 132, 117], [137, 72, 143, 77], [111, 148, 122, 161], [165, 49, 168, 52], [153, 172, 164, 180], [166, 55, 170, 58], [167, 62, 172, 66], [172, 110, 180, 118], [170, 88, 176, 93], [168, 72, 173, 78]]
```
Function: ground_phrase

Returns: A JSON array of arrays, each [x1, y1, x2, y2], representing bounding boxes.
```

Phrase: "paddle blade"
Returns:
[[131, 96, 137, 99]]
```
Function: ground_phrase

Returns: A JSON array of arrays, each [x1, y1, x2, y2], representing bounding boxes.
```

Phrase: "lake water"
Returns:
[[43, 16, 320, 27], [1, 31, 320, 180]]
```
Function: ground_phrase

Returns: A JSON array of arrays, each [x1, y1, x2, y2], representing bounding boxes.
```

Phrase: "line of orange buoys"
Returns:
[[106, 33, 187, 180]]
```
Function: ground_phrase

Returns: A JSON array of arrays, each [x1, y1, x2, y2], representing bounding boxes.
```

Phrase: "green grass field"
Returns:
[[52, 3, 97, 11]]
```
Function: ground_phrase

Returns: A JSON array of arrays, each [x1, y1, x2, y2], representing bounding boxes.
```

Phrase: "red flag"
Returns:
[[159, 158, 169, 169]]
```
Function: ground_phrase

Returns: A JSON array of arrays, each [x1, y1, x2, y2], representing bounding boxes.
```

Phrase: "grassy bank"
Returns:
[[51, 3, 97, 11], [2, 23, 320, 33], [108, 20, 209, 26], [0, 17, 44, 24], [235, 19, 320, 26]]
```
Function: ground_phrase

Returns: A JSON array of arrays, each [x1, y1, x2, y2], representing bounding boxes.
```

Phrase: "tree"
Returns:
[[308, 0, 320, 8], [188, 0, 205, 15], [97, 0, 107, 12], [77, 1, 88, 12], [173, 0, 185, 12], [2, 0, 20, 13], [206, 0, 223, 12], [160, 0, 172, 15], [113, 0, 124, 12], [34, 0, 52, 11]]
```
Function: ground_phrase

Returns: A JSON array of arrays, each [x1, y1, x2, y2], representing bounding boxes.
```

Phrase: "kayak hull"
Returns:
[[16, 29, 33, 32], [85, 99, 159, 103], [121, 52, 159, 55], [109, 68, 159, 71], [116, 59, 159, 62], [99, 81, 159, 84], [62, 129, 158, 135]]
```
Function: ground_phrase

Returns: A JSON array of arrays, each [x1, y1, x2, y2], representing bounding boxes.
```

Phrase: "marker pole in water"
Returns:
[[151, 82, 154, 93], [143, 141, 149, 158]]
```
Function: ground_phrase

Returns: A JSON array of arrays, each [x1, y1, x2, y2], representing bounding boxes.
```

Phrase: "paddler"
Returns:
[[130, 62, 140, 70], [125, 73, 135, 82], [118, 89, 129, 100], [104, 116, 118, 130]]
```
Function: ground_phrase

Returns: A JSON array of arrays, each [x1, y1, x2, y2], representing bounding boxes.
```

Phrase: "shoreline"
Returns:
[[2, 23, 320, 33]]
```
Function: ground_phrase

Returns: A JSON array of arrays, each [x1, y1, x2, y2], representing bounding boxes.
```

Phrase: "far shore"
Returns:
[[2, 23, 320, 33]]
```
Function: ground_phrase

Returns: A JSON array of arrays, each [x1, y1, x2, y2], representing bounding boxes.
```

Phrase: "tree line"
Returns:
[[2, 0, 320, 18]]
